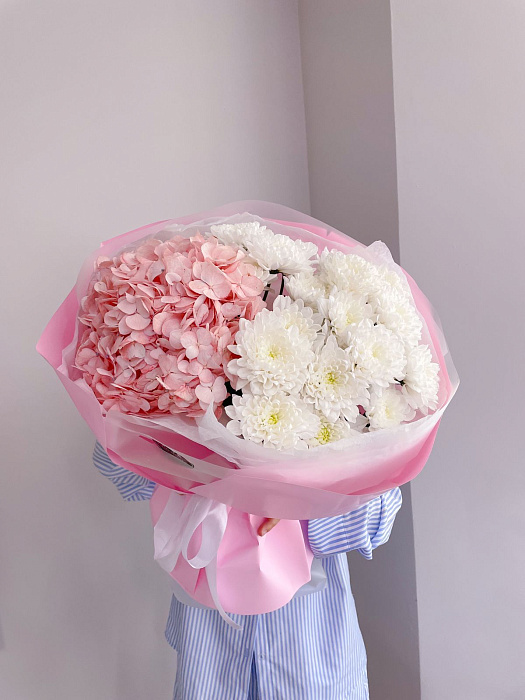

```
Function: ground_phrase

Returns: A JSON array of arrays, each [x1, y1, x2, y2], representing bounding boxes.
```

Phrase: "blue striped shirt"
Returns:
[[93, 443, 402, 700]]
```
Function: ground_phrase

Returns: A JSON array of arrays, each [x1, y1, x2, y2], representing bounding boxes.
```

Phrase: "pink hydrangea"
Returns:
[[75, 233, 265, 417]]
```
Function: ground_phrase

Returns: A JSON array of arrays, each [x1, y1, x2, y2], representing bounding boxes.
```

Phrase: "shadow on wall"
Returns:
[[349, 484, 420, 700], [299, 2, 418, 697]]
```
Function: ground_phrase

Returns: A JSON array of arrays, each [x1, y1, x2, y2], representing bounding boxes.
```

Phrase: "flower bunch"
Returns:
[[74, 218, 440, 448], [223, 225, 440, 450], [75, 233, 265, 416]]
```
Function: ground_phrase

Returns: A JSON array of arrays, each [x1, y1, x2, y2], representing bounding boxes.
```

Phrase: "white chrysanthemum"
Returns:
[[210, 221, 264, 250], [374, 287, 423, 347], [302, 336, 368, 422], [318, 249, 378, 295], [285, 271, 328, 310], [318, 290, 374, 345], [249, 264, 273, 284], [244, 228, 318, 276], [401, 344, 440, 414], [347, 320, 406, 388], [227, 309, 314, 395], [308, 414, 354, 447], [367, 386, 416, 430], [271, 296, 322, 342], [209, 221, 273, 282], [371, 265, 412, 300], [225, 392, 320, 450]]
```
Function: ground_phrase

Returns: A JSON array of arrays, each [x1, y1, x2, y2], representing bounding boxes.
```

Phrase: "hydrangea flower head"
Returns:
[[75, 233, 264, 417]]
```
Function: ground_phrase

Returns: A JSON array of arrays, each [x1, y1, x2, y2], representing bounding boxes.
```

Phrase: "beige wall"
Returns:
[[391, 2, 525, 698], [0, 2, 308, 699]]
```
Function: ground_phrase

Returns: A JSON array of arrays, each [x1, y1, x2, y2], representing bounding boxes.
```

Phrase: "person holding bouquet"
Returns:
[[94, 442, 402, 700], [39, 207, 455, 697]]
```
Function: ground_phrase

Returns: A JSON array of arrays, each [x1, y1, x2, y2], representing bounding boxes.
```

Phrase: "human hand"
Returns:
[[258, 518, 280, 536]]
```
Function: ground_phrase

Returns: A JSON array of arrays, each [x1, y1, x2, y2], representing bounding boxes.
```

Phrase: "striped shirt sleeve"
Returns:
[[306, 487, 402, 560], [92, 441, 156, 502]]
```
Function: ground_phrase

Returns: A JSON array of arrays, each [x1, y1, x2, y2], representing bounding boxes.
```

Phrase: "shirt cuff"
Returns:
[[93, 441, 155, 502], [307, 488, 402, 559]]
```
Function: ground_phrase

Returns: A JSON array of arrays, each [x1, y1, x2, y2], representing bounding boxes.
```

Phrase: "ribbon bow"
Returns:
[[153, 490, 240, 629]]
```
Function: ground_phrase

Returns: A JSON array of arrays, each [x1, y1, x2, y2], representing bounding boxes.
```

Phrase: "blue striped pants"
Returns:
[[247, 654, 259, 700], [173, 654, 258, 700]]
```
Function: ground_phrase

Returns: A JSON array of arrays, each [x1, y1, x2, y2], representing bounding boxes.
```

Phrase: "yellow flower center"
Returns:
[[317, 425, 332, 444], [325, 370, 337, 385], [267, 412, 279, 425], [261, 344, 282, 361]]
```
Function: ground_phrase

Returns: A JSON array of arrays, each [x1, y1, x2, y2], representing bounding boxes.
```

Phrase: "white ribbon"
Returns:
[[153, 491, 240, 630]]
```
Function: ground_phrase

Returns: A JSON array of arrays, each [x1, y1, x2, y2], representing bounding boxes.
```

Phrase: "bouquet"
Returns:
[[38, 201, 458, 623]]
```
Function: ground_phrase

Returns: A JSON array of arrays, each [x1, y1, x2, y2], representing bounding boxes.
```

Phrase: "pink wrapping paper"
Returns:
[[151, 486, 314, 615]]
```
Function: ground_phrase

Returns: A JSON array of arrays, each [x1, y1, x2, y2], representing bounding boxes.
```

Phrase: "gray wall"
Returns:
[[391, 3, 525, 698], [299, 3, 420, 699], [299, 0, 399, 259], [0, 2, 308, 699]]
